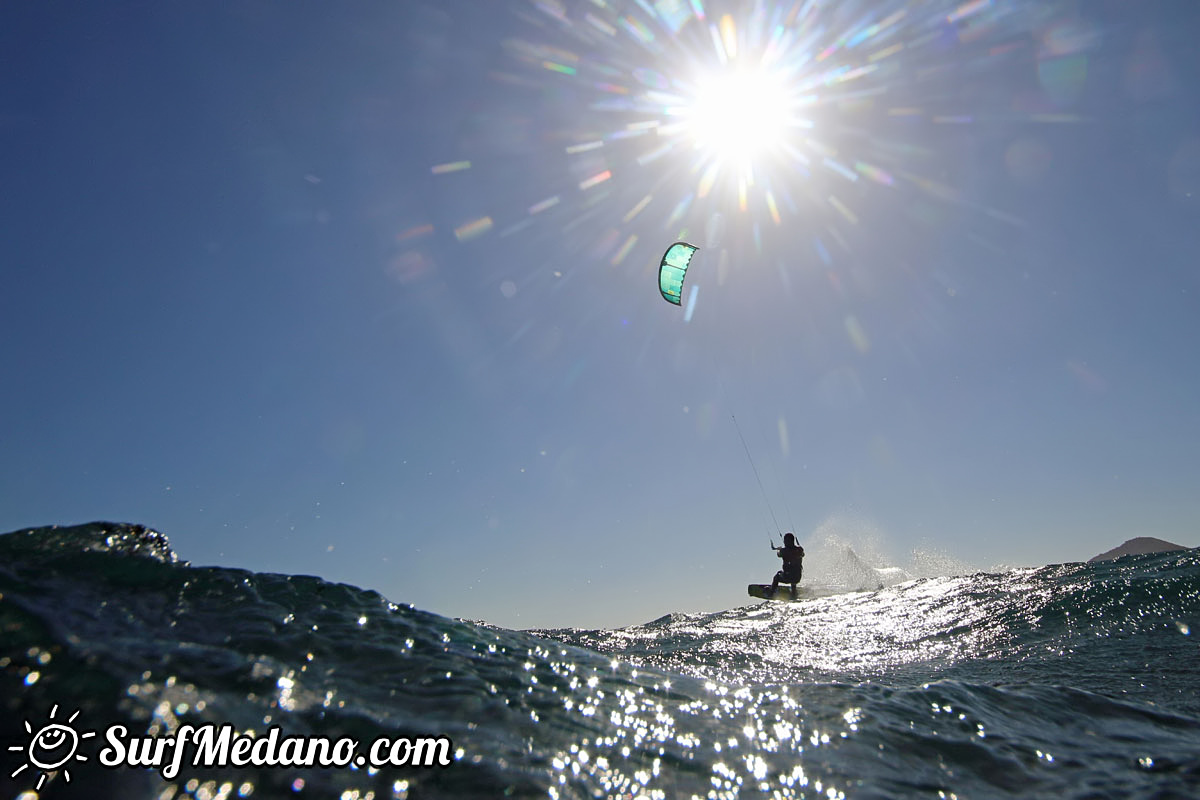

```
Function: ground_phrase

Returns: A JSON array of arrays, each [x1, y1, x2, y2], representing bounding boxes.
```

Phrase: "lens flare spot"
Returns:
[[845, 316, 870, 354], [579, 170, 612, 191], [454, 217, 493, 242], [719, 15, 738, 59], [529, 196, 561, 215], [611, 234, 637, 266]]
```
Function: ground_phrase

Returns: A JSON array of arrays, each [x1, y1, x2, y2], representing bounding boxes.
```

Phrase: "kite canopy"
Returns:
[[658, 242, 698, 305]]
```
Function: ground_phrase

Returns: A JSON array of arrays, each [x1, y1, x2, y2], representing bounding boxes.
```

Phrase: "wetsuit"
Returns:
[[772, 543, 804, 590]]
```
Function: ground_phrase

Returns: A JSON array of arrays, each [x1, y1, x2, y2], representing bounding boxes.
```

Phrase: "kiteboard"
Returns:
[[748, 584, 807, 602]]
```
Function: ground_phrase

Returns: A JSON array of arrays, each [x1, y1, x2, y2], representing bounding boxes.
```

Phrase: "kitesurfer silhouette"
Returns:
[[770, 532, 805, 598]]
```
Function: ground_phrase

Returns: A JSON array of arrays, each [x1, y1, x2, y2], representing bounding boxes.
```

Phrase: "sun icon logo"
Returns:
[[8, 704, 96, 790]]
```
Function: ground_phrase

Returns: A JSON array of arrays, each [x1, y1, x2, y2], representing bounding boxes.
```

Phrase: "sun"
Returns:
[[7, 705, 96, 790], [683, 66, 793, 163]]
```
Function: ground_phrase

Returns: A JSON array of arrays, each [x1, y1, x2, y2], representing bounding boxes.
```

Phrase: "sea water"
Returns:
[[2, 522, 1198, 799]]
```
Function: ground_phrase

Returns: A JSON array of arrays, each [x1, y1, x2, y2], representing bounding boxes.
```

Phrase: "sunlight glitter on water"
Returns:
[[528, 642, 857, 799]]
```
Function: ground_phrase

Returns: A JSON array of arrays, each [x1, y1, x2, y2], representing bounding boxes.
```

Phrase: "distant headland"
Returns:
[[1088, 537, 1190, 563]]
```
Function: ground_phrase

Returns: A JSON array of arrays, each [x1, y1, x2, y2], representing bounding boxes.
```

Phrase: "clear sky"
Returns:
[[2, 0, 1197, 629]]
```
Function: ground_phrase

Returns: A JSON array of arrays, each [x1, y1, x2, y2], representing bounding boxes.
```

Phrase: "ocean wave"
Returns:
[[2, 522, 1198, 799]]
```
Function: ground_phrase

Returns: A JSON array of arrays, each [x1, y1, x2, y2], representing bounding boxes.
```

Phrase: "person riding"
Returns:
[[771, 532, 805, 596]]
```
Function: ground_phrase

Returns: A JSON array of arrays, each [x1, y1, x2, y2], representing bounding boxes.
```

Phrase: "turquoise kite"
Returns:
[[658, 242, 698, 305]]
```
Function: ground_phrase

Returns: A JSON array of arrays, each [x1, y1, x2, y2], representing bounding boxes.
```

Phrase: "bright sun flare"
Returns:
[[684, 68, 791, 162]]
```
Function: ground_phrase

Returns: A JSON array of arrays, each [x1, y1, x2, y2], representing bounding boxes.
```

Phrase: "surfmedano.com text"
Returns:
[[99, 723, 454, 779]]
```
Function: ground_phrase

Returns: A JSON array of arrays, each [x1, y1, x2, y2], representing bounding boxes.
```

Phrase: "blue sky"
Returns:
[[2, 0, 1198, 629]]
